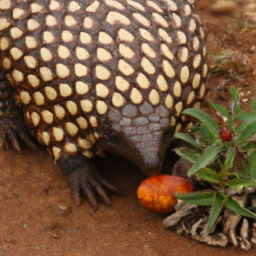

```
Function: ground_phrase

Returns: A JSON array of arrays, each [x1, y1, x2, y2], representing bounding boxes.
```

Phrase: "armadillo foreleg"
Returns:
[[0, 71, 37, 151]]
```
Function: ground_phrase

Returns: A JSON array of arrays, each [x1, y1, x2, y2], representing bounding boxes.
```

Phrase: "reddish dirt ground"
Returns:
[[1, 1, 256, 255]]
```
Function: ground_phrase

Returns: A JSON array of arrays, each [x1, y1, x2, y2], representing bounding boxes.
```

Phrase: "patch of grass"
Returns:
[[212, 51, 236, 63]]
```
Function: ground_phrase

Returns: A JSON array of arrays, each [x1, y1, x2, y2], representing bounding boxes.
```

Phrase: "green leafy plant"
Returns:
[[174, 86, 256, 232], [211, 50, 246, 81]]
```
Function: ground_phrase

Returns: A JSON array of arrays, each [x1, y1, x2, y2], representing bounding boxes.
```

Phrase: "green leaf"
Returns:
[[188, 143, 227, 177], [228, 172, 241, 180], [224, 147, 235, 172], [207, 193, 229, 233], [251, 96, 256, 111], [175, 191, 215, 206], [240, 158, 250, 177], [190, 122, 201, 133], [249, 149, 256, 180], [234, 103, 241, 114], [248, 148, 256, 157], [196, 168, 222, 184], [236, 122, 251, 133], [227, 178, 256, 189], [240, 142, 256, 152], [234, 112, 256, 122], [231, 86, 238, 102], [200, 123, 216, 145], [212, 67, 228, 74], [212, 51, 236, 62], [182, 108, 219, 138], [210, 103, 232, 130], [174, 148, 200, 164], [174, 133, 203, 151], [235, 121, 256, 145], [223, 196, 256, 219]]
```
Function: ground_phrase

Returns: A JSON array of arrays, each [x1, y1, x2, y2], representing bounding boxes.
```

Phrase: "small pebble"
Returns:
[[52, 232, 60, 239], [251, 46, 256, 52], [57, 204, 68, 211], [209, 0, 240, 19], [54, 203, 72, 216], [2, 244, 8, 251], [216, 111, 228, 123]]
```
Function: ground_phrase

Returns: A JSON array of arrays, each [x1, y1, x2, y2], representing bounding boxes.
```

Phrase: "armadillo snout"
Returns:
[[105, 104, 174, 174], [131, 131, 167, 175]]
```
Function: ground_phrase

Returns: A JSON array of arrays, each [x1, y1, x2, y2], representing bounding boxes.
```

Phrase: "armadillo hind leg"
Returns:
[[0, 71, 37, 151], [58, 151, 121, 209]]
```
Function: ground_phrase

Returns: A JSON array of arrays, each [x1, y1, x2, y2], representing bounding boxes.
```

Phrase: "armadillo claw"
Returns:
[[19, 132, 38, 151], [68, 167, 121, 209], [0, 126, 21, 151], [0, 118, 37, 152], [0, 130, 7, 150]]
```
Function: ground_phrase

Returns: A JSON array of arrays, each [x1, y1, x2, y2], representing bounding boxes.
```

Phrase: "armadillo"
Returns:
[[0, 0, 207, 208]]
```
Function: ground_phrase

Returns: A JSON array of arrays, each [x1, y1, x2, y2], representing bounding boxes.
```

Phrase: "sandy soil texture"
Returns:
[[1, 0, 256, 255]]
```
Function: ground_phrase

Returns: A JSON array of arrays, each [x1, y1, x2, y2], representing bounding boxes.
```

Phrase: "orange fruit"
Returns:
[[137, 175, 193, 213]]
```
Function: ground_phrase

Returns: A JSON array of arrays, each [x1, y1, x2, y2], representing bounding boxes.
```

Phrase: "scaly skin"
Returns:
[[0, 70, 37, 151], [0, 0, 207, 208]]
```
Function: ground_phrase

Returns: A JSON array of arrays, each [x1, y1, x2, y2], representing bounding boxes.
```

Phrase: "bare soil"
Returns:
[[1, 1, 256, 255]]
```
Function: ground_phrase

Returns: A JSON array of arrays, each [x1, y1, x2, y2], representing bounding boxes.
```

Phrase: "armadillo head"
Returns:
[[99, 103, 188, 176]]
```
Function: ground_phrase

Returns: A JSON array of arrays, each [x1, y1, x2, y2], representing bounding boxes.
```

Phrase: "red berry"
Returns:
[[219, 126, 232, 142]]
